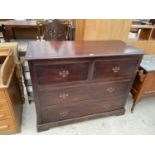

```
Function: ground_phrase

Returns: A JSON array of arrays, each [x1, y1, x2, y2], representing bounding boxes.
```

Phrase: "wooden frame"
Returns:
[[0, 43, 25, 102], [131, 67, 155, 112], [0, 49, 15, 86], [0, 49, 23, 134]]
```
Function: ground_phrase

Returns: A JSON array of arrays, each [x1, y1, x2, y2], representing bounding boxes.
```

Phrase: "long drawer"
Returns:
[[41, 97, 125, 123], [38, 80, 130, 107]]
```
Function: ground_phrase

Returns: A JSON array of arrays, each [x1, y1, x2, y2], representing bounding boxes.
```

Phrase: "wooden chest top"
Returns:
[[26, 40, 144, 60]]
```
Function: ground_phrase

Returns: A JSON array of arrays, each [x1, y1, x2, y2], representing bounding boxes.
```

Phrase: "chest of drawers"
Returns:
[[26, 41, 143, 132]]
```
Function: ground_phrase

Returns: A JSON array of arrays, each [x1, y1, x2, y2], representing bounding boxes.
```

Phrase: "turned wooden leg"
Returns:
[[131, 97, 142, 113], [131, 102, 136, 113], [131, 69, 149, 113], [131, 94, 138, 113]]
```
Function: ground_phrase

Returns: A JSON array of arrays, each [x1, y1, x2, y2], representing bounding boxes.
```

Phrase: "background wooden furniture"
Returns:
[[131, 55, 155, 112], [75, 19, 155, 55], [26, 41, 143, 132], [0, 43, 25, 102], [0, 24, 5, 42], [0, 49, 23, 134], [127, 40, 155, 55], [41, 19, 75, 41], [149, 19, 155, 25], [19, 53, 33, 103], [130, 24, 155, 40], [127, 22, 155, 55], [43, 19, 69, 41], [0, 20, 41, 41], [75, 19, 132, 41]]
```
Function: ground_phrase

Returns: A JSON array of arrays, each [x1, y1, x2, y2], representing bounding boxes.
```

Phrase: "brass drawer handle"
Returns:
[[59, 70, 69, 78], [59, 111, 68, 117], [0, 125, 9, 130], [106, 87, 115, 93], [0, 114, 5, 118], [112, 66, 120, 73], [59, 93, 69, 99]]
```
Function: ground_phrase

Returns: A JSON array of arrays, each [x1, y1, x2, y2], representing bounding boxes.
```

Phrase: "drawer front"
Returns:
[[41, 97, 125, 123], [0, 110, 11, 120], [35, 63, 89, 85], [38, 80, 130, 107], [94, 58, 139, 80], [0, 100, 9, 110], [0, 119, 15, 133], [0, 90, 6, 100]]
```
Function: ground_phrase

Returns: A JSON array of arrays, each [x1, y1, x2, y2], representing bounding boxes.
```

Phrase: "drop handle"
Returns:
[[59, 93, 69, 99], [112, 66, 120, 73], [0, 125, 9, 130], [59, 111, 68, 117], [59, 70, 69, 78], [106, 87, 115, 93]]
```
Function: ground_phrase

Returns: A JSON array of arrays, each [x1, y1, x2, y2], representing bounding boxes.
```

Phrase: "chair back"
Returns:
[[43, 19, 68, 41]]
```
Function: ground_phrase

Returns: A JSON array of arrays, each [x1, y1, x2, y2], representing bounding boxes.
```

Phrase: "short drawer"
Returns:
[[35, 62, 89, 85], [0, 110, 11, 120], [0, 119, 15, 133], [0, 100, 9, 110], [38, 80, 130, 107], [41, 97, 125, 123], [93, 58, 139, 80]]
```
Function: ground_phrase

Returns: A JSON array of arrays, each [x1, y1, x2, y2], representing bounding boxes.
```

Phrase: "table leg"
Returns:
[[131, 72, 149, 112]]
